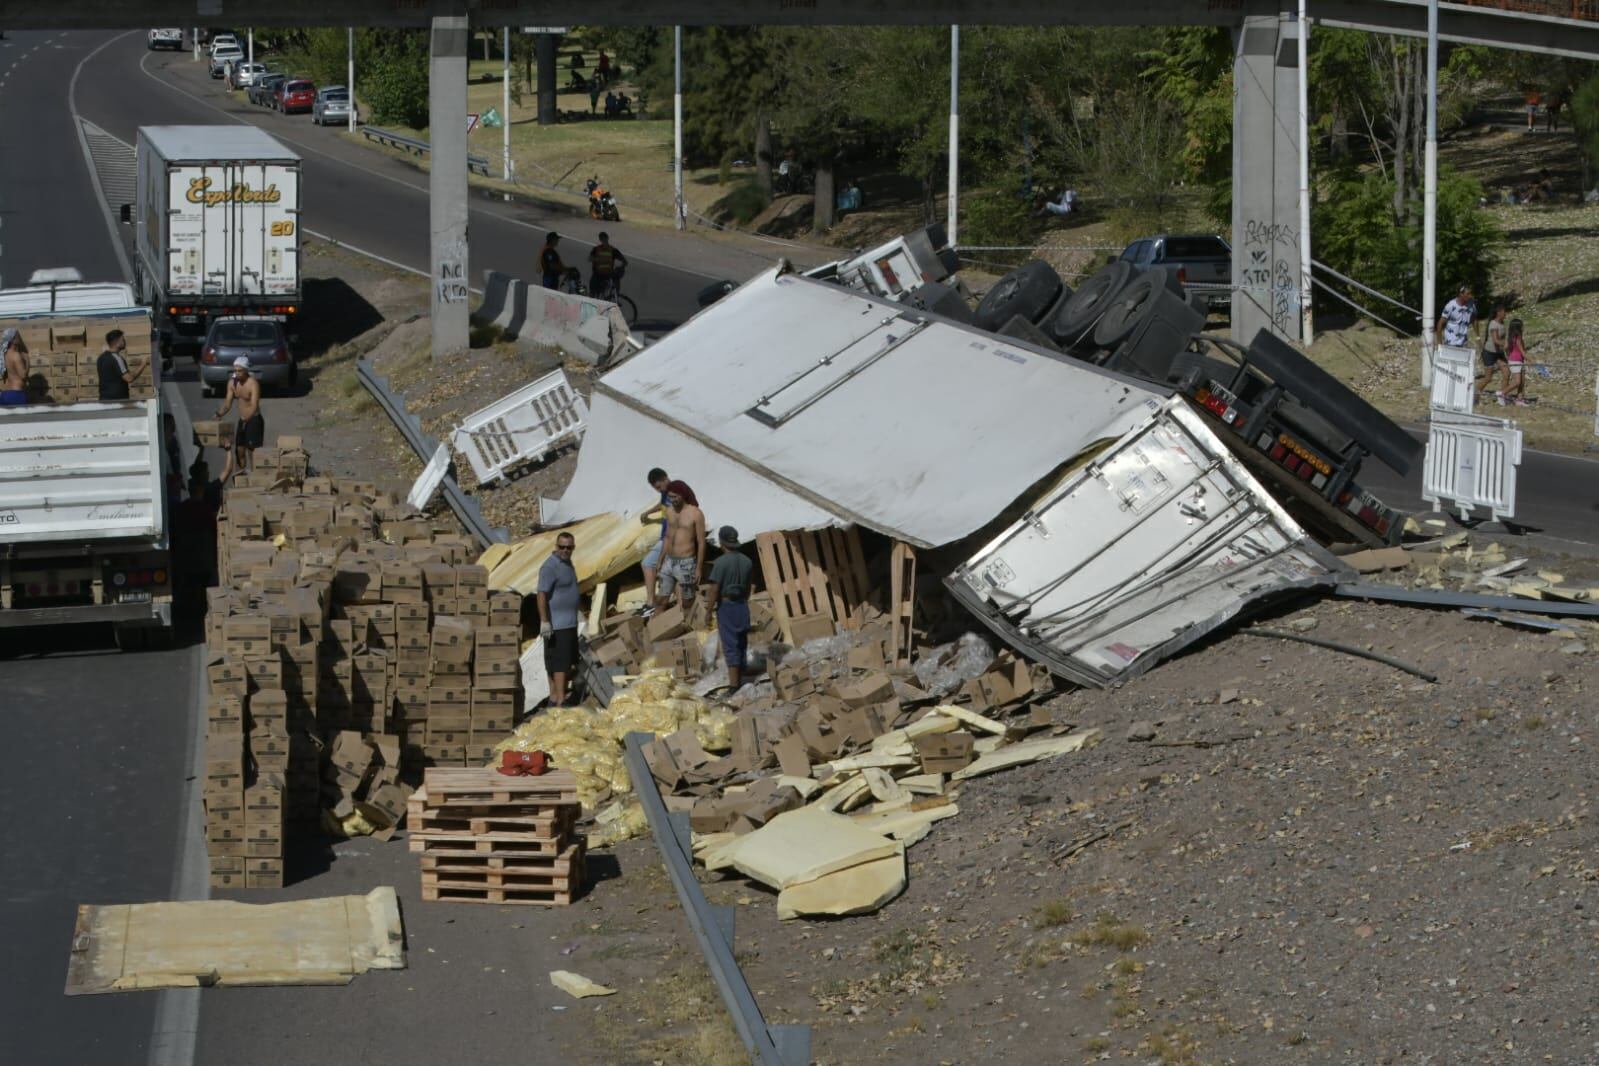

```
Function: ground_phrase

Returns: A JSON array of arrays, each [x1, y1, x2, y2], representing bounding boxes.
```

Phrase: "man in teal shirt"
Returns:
[[705, 526, 755, 690]]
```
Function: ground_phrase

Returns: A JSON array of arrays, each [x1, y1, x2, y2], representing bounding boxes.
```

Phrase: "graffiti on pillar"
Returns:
[[1272, 257, 1299, 335], [1243, 219, 1301, 334], [435, 236, 468, 306]]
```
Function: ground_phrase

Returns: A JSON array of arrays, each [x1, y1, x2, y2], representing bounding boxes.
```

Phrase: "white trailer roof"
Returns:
[[138, 125, 299, 162], [545, 269, 1168, 547]]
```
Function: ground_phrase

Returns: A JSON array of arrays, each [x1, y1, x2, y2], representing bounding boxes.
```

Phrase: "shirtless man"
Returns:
[[1, 328, 30, 407], [655, 480, 706, 611], [215, 357, 263, 482]]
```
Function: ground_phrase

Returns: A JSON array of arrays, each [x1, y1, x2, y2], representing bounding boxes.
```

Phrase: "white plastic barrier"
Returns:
[[449, 369, 588, 485], [1423, 411, 1522, 521], [474, 270, 631, 365], [407, 443, 450, 510], [1428, 344, 1476, 415]]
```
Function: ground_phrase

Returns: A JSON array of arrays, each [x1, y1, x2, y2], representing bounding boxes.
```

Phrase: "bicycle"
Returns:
[[589, 272, 638, 326]]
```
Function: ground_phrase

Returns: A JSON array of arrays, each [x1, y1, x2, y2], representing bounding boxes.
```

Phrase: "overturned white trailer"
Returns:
[[546, 267, 1349, 687]]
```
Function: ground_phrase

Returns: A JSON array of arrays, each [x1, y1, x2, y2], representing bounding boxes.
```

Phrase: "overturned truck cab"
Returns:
[[946, 399, 1350, 688]]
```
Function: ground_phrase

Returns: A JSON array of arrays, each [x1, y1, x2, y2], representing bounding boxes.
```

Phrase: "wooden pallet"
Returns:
[[415, 770, 580, 807], [420, 884, 573, 906], [754, 527, 871, 644], [408, 832, 571, 857], [407, 807, 575, 837], [889, 541, 917, 666], [419, 847, 584, 874], [423, 868, 574, 890]]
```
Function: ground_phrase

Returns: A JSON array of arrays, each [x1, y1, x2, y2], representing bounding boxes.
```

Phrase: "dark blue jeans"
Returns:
[[717, 600, 750, 671]]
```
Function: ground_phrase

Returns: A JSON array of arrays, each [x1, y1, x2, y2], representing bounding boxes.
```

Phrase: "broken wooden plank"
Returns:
[[950, 729, 1103, 781]]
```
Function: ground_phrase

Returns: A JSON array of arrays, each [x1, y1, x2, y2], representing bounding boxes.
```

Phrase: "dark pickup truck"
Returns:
[[1119, 234, 1232, 312]]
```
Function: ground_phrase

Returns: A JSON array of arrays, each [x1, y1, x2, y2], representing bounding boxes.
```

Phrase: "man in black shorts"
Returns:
[[536, 531, 580, 707], [215, 357, 264, 482]]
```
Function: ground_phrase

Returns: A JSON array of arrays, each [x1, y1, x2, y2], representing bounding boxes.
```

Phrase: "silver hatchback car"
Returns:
[[312, 86, 356, 126], [199, 317, 295, 395]]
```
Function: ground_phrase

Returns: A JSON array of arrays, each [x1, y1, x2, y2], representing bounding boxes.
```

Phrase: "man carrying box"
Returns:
[[705, 525, 754, 692]]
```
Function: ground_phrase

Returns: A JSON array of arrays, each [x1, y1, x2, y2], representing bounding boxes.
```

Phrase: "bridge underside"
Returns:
[[9, 0, 1599, 58]]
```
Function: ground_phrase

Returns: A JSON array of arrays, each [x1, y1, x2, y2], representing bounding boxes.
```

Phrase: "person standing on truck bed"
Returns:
[[214, 357, 263, 483], [1, 328, 30, 407], [97, 329, 135, 401]]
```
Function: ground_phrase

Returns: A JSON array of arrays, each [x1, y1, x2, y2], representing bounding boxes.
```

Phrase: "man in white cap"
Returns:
[[214, 357, 263, 483]]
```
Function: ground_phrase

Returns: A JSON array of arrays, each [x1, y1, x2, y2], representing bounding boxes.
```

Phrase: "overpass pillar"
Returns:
[[430, 14, 470, 358], [1231, 14, 1305, 346]]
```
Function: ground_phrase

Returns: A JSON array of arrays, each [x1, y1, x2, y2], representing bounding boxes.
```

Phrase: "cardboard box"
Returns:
[[831, 672, 895, 709], [788, 611, 837, 645], [206, 694, 245, 732], [193, 419, 236, 449], [204, 735, 243, 782], [646, 603, 690, 642], [915, 730, 974, 774]]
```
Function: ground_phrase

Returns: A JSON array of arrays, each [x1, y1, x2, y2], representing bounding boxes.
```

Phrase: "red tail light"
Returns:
[[273, 345, 289, 363], [202, 346, 217, 364], [1177, 266, 1188, 285]]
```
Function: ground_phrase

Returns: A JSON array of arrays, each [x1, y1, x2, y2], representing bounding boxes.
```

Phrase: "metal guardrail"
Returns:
[[362, 126, 491, 176], [354, 358, 508, 548], [620, 733, 810, 1066]]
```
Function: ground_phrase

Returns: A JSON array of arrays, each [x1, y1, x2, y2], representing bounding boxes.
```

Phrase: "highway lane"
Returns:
[[0, 29, 201, 1066], [72, 31, 788, 329], [0, 31, 123, 287]]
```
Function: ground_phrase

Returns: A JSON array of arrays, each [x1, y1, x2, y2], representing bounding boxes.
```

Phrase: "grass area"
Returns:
[[361, 62, 761, 233]]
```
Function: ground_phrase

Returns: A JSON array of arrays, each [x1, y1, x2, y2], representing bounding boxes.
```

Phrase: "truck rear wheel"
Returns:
[[973, 261, 1062, 333]]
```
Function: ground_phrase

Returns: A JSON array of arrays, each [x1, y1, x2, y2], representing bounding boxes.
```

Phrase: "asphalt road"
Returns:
[[3, 22, 1598, 1066], [0, 31, 196, 1066], [68, 31, 785, 330]]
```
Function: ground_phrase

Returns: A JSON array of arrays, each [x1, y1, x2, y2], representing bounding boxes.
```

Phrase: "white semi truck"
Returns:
[[129, 124, 302, 359], [0, 274, 174, 647]]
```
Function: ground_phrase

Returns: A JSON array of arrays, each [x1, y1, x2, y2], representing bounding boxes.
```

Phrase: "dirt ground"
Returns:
[[282, 201, 1599, 1066]]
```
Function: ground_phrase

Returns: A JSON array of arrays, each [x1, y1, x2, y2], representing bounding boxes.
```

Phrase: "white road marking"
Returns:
[[133, 50, 725, 279], [69, 31, 136, 284]]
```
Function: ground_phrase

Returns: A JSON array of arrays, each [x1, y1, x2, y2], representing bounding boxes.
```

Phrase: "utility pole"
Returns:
[[347, 28, 355, 133], [502, 27, 512, 182], [247, 28, 253, 67], [1297, 1, 1313, 344], [1422, 0, 1439, 381], [193, 28, 200, 60], [948, 25, 960, 248], [674, 26, 685, 230]]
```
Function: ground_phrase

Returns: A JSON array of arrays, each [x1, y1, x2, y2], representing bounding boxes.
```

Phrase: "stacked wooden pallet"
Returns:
[[409, 767, 584, 905]]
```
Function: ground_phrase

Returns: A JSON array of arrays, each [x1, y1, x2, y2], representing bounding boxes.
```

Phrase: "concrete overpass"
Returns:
[[7, 0, 1597, 353]]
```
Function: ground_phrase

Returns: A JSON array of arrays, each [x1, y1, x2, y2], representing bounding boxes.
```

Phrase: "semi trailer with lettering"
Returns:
[[129, 125, 302, 358]]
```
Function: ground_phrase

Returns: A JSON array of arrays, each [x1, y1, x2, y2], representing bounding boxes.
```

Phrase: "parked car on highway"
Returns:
[[311, 87, 355, 126], [275, 79, 316, 114], [249, 73, 285, 106], [233, 62, 268, 88], [1117, 234, 1233, 312], [199, 317, 295, 395], [208, 33, 238, 55], [147, 28, 183, 50], [209, 45, 243, 78]]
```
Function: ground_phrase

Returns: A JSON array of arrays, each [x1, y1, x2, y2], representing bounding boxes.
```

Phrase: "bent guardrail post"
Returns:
[[354, 358, 509, 548], [622, 733, 810, 1066]]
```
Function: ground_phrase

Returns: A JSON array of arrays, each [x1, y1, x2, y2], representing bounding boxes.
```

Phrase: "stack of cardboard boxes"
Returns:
[[590, 590, 781, 680], [200, 441, 529, 888], [0, 314, 156, 404]]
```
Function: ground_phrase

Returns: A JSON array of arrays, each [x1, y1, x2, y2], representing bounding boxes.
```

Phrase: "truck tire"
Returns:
[[1048, 261, 1136, 352], [973, 261, 1062, 333], [697, 279, 737, 308], [1093, 271, 1171, 349], [1245, 330, 1423, 475], [996, 312, 1061, 353], [1100, 285, 1204, 383], [904, 281, 974, 324]]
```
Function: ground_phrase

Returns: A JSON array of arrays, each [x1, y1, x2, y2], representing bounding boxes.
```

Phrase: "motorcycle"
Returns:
[[585, 177, 620, 222]]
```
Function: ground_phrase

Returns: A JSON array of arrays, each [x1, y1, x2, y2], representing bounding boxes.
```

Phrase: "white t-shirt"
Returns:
[[1440, 298, 1475, 347]]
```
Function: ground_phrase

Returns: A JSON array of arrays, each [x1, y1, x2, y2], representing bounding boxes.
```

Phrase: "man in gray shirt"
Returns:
[[537, 531, 580, 707], [706, 526, 756, 691]]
